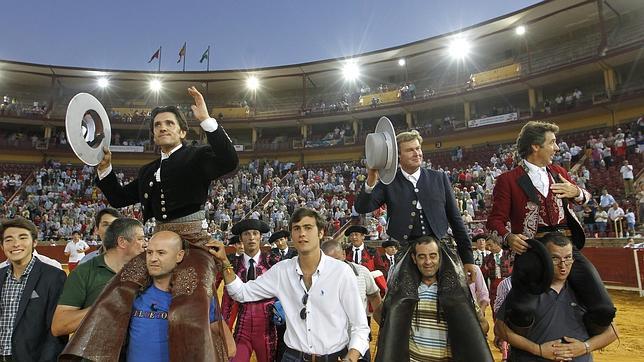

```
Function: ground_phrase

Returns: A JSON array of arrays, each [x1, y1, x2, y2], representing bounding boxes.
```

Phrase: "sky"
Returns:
[[0, 0, 539, 72]]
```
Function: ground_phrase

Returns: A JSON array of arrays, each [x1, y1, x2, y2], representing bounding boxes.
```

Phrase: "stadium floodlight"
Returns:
[[515, 25, 526, 36], [342, 60, 360, 81], [246, 76, 259, 91], [149, 79, 162, 92], [398, 58, 406, 67], [448, 37, 470, 59], [97, 78, 109, 88]]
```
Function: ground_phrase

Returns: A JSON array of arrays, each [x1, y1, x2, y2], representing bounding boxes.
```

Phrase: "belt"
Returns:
[[284, 346, 348, 362], [535, 226, 572, 238]]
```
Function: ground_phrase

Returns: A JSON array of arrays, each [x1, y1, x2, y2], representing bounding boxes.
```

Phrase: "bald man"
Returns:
[[127, 231, 233, 361]]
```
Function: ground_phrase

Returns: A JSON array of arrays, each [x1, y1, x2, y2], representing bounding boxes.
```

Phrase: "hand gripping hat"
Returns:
[[512, 239, 554, 295], [65, 93, 112, 166], [365, 116, 398, 185]]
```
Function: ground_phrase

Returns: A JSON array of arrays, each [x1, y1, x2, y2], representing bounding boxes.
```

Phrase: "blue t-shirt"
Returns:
[[127, 285, 218, 362]]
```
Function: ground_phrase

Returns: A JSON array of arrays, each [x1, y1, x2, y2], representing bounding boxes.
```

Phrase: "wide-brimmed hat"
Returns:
[[381, 239, 400, 248], [268, 230, 290, 244], [512, 239, 554, 295], [228, 235, 241, 245], [231, 219, 270, 235], [365, 116, 398, 185], [344, 225, 368, 237], [66, 93, 112, 166], [472, 233, 488, 243]]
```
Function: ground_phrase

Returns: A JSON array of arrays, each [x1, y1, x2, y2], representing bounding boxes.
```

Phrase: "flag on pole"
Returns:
[[199, 47, 209, 63], [177, 42, 186, 63], [148, 48, 160, 63]]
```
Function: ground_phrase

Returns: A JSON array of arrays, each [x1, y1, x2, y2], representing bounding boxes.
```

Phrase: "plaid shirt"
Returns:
[[0, 256, 36, 355]]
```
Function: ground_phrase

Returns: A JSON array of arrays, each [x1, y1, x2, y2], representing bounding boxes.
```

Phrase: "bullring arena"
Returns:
[[1, 0, 643, 361]]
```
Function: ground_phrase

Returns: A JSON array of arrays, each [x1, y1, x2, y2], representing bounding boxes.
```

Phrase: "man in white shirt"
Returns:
[[209, 208, 369, 362], [607, 203, 625, 223], [64, 231, 89, 271], [620, 160, 634, 197]]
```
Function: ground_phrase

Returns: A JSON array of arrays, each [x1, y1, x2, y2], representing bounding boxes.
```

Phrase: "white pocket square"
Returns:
[[30, 290, 39, 299]]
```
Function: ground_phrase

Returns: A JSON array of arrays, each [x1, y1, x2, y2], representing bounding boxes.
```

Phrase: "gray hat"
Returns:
[[365, 116, 398, 185], [65, 93, 112, 166]]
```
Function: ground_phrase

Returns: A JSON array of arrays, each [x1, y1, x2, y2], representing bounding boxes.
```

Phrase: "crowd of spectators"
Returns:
[[1, 120, 642, 244]]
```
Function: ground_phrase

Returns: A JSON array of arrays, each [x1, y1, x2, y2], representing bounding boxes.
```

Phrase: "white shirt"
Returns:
[[349, 262, 379, 314], [524, 160, 550, 197], [226, 252, 370, 356], [401, 168, 423, 210], [64, 240, 89, 263], [98, 118, 219, 180], [524, 160, 584, 202], [620, 165, 634, 179]]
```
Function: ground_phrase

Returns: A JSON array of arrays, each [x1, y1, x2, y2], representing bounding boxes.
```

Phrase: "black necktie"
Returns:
[[354, 248, 360, 264], [247, 259, 256, 281], [282, 249, 286, 257], [390, 256, 394, 266]]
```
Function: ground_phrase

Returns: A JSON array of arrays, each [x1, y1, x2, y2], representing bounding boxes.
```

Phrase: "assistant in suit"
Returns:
[[63, 87, 239, 362], [0, 217, 67, 362], [355, 130, 491, 362], [269, 230, 297, 260]]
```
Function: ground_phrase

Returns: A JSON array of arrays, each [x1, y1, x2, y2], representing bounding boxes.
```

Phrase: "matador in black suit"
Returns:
[[355, 130, 492, 361], [60, 87, 238, 361]]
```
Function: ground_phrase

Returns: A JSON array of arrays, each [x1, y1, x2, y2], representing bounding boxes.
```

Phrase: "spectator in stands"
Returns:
[[570, 143, 583, 163], [620, 160, 635, 197], [583, 205, 596, 236], [52, 218, 145, 337], [599, 189, 616, 209], [607, 202, 625, 232], [624, 208, 636, 237], [594, 207, 608, 237], [0, 217, 67, 361], [602, 146, 613, 167]]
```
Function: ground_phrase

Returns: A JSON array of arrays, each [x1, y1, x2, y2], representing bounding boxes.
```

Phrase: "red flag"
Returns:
[[148, 48, 160, 63], [177, 42, 186, 63]]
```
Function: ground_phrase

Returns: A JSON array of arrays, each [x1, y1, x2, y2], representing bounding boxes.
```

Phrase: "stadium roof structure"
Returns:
[[1, 0, 642, 97]]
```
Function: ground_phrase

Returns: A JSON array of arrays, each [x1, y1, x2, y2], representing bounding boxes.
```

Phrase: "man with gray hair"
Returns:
[[52, 217, 145, 336], [355, 129, 488, 361]]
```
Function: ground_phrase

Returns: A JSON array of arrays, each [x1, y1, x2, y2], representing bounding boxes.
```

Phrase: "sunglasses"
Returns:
[[299, 292, 309, 320]]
